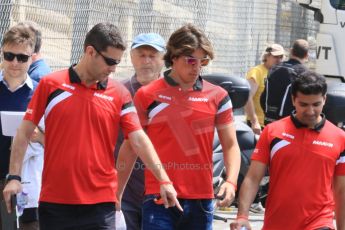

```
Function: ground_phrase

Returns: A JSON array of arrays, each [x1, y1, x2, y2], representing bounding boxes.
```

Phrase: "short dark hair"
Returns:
[[291, 71, 327, 97], [1, 24, 36, 50], [17, 21, 42, 53], [164, 23, 214, 68], [83, 22, 126, 52], [291, 39, 309, 59]]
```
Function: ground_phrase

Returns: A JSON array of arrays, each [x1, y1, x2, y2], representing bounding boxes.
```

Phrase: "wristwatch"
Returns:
[[5, 174, 21, 183]]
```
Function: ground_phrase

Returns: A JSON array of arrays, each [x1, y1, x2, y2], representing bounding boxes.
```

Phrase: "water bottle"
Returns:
[[115, 210, 127, 230], [16, 191, 28, 216]]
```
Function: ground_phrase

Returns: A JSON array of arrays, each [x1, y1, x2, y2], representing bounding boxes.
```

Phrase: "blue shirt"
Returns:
[[28, 59, 51, 82], [0, 72, 38, 178]]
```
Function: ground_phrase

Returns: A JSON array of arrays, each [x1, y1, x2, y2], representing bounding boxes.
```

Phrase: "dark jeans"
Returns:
[[20, 207, 39, 230], [142, 195, 213, 230], [39, 202, 115, 230]]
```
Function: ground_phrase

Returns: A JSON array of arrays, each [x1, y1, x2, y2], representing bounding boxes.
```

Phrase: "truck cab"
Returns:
[[297, 1, 345, 128], [297, 0, 345, 83]]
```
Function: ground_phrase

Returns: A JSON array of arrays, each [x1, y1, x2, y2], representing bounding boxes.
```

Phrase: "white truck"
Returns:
[[296, 0, 345, 127], [297, 0, 345, 83]]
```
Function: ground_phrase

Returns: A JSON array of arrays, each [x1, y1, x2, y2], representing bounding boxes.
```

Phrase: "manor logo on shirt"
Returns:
[[26, 109, 33, 114], [158, 94, 172, 101], [312, 140, 333, 148], [188, 96, 208, 102], [282, 132, 294, 139], [94, 92, 114, 101], [62, 83, 75, 90]]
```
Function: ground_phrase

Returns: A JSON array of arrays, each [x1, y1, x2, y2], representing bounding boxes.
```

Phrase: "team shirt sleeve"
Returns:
[[133, 88, 149, 129], [251, 126, 270, 165], [119, 87, 142, 137], [215, 92, 234, 127], [24, 78, 49, 125], [335, 150, 345, 175]]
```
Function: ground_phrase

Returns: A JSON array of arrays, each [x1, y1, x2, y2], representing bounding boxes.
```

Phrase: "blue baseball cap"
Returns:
[[131, 33, 166, 52]]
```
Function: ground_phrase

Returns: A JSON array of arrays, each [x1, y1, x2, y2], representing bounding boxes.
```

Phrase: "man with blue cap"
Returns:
[[116, 32, 166, 230]]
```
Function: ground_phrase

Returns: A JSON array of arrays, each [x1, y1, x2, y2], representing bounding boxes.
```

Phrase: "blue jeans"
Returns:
[[142, 195, 213, 230]]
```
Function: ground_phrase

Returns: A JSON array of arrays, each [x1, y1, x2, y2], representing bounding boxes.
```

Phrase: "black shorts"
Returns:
[[39, 202, 115, 230]]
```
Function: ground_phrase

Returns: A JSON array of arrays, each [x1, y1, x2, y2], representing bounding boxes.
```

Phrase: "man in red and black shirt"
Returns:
[[3, 22, 181, 230], [119, 24, 241, 230], [231, 71, 345, 230]]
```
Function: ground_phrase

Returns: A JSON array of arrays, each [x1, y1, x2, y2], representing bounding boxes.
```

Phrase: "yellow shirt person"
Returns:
[[244, 44, 284, 134]]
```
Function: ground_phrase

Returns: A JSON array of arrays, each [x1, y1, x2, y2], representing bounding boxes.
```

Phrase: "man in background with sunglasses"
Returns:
[[128, 24, 240, 230], [3, 22, 181, 230], [0, 24, 44, 230], [116, 33, 166, 230]]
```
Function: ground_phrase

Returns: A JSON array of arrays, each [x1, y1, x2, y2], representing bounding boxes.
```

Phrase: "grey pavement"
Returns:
[[213, 206, 264, 230]]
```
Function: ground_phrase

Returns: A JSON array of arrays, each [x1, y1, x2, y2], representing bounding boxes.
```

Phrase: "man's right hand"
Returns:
[[3, 180, 22, 213], [160, 183, 183, 211], [230, 219, 251, 230]]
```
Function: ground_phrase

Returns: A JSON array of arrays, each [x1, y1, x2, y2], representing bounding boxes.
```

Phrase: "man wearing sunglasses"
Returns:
[[116, 33, 166, 230], [0, 24, 40, 230], [3, 22, 181, 230], [130, 24, 240, 230], [11, 21, 51, 230]]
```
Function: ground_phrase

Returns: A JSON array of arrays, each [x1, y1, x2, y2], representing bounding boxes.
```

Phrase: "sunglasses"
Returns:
[[93, 46, 121, 66], [184, 56, 210, 66], [273, 55, 284, 59], [3, 52, 31, 63]]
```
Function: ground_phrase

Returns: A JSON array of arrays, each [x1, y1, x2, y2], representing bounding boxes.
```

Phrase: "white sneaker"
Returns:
[[250, 202, 265, 213]]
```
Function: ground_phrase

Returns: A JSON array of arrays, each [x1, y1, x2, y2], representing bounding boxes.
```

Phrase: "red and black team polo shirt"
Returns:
[[134, 71, 234, 199], [24, 66, 142, 204], [252, 115, 345, 230]]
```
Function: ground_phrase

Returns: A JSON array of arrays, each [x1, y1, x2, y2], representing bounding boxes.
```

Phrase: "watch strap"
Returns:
[[5, 174, 21, 183]]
